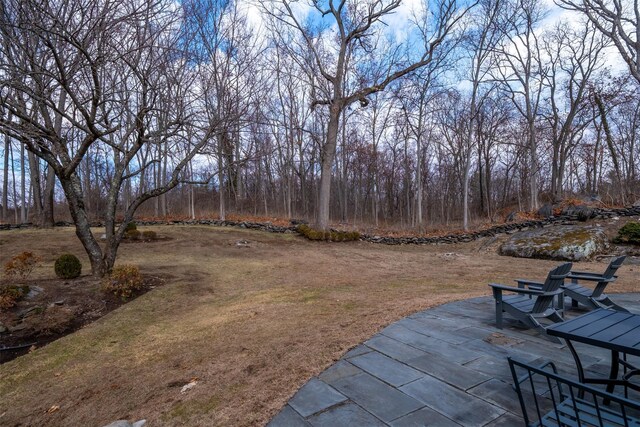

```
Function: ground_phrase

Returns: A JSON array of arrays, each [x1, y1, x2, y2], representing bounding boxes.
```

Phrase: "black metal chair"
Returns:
[[490, 263, 572, 341], [508, 357, 640, 426], [564, 256, 629, 312]]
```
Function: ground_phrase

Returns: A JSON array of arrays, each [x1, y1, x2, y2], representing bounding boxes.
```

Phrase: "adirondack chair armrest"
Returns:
[[514, 279, 544, 289], [566, 273, 616, 283], [489, 283, 543, 295], [542, 288, 564, 296], [569, 270, 603, 277]]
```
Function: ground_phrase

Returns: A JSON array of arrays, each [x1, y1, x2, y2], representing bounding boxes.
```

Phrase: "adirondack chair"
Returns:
[[489, 263, 572, 339], [563, 256, 629, 312]]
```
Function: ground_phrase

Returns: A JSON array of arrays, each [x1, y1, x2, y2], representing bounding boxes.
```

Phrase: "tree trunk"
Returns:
[[3, 132, 10, 222], [218, 134, 226, 220], [59, 174, 106, 276], [20, 143, 26, 223], [316, 103, 341, 230], [40, 164, 56, 227], [594, 92, 626, 205], [528, 119, 539, 211], [27, 151, 43, 223], [462, 153, 471, 231]]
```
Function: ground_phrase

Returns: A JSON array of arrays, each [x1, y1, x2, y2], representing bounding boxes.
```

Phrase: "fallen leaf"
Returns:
[[46, 405, 60, 414], [180, 380, 198, 394]]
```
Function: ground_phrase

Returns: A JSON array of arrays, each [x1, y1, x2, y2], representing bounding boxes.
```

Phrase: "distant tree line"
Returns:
[[0, 0, 639, 275]]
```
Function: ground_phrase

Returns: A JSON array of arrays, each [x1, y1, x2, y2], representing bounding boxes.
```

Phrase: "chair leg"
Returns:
[[548, 311, 563, 323], [571, 299, 579, 308], [557, 293, 565, 314], [528, 315, 562, 343], [496, 299, 503, 329]]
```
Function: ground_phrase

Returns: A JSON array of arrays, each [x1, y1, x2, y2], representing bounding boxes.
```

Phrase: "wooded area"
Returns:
[[1, 0, 639, 253]]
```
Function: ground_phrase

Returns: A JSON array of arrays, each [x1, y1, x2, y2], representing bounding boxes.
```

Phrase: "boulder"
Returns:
[[537, 204, 553, 218], [505, 211, 517, 223], [562, 204, 595, 221], [500, 226, 609, 261]]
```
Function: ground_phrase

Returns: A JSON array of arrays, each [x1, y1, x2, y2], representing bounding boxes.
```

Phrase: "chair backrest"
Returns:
[[532, 262, 572, 314], [602, 255, 627, 279], [508, 357, 640, 427], [603, 256, 626, 279], [593, 256, 627, 298]]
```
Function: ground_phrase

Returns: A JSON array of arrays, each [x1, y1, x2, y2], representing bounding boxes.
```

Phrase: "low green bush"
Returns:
[[124, 222, 137, 232], [102, 265, 144, 300], [297, 224, 361, 242], [54, 254, 82, 279], [614, 222, 640, 245]]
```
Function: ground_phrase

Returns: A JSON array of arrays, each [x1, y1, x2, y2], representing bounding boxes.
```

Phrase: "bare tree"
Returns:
[[557, 0, 640, 84], [541, 21, 608, 200], [461, 0, 501, 228], [491, 0, 546, 210], [0, 0, 217, 276], [262, 0, 474, 229]]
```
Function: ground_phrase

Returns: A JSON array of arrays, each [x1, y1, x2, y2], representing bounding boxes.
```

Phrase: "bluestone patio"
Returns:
[[268, 294, 640, 426]]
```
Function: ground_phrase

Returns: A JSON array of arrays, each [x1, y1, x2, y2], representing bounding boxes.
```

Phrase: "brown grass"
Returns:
[[0, 225, 638, 426]]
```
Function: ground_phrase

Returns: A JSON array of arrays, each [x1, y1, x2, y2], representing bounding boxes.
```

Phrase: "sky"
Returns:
[[241, 0, 627, 74]]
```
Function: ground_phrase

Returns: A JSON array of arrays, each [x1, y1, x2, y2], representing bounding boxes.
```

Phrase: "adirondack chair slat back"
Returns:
[[602, 255, 626, 278], [533, 262, 572, 313], [593, 255, 626, 298]]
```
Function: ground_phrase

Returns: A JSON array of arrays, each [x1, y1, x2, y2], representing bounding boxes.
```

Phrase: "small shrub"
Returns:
[[141, 230, 157, 241], [297, 224, 361, 242], [0, 284, 30, 310], [54, 254, 82, 279], [124, 222, 137, 232], [614, 222, 640, 245], [4, 251, 40, 279], [102, 265, 144, 300], [125, 229, 141, 240]]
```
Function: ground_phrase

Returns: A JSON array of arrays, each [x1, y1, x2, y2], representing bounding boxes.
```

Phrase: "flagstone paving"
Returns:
[[268, 294, 639, 426]]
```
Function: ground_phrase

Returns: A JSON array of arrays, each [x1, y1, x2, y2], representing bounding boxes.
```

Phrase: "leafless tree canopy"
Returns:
[[1, 0, 639, 274]]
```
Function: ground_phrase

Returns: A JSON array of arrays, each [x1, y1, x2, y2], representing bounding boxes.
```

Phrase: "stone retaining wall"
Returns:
[[2, 206, 639, 246]]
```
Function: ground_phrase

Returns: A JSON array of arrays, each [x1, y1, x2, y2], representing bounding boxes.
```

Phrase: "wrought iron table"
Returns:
[[547, 308, 640, 396]]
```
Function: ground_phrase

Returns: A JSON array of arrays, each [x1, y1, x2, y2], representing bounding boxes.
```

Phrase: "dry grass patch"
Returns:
[[0, 225, 638, 426]]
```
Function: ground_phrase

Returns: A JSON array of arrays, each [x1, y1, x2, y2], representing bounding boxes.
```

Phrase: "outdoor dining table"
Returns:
[[547, 308, 640, 396]]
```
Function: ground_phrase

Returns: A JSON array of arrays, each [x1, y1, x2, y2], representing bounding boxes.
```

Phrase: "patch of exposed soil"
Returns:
[[0, 275, 163, 364]]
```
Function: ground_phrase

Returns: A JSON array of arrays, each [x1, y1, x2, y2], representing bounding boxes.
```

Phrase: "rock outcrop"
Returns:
[[500, 226, 609, 261]]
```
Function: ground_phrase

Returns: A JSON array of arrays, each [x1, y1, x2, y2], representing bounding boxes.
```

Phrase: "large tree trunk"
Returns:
[[528, 118, 539, 211], [594, 92, 626, 205], [27, 150, 43, 223], [59, 173, 106, 277], [20, 143, 26, 223], [316, 103, 341, 230], [218, 138, 226, 221], [3, 132, 10, 222], [40, 166, 56, 227]]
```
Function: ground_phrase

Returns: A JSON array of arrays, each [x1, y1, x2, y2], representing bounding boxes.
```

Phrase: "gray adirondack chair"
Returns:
[[489, 263, 572, 339], [563, 255, 628, 312]]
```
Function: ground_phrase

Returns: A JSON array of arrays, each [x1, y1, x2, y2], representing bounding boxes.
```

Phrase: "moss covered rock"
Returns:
[[500, 226, 609, 261]]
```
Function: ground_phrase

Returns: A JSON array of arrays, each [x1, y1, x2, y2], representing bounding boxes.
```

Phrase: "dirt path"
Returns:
[[0, 225, 638, 426]]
